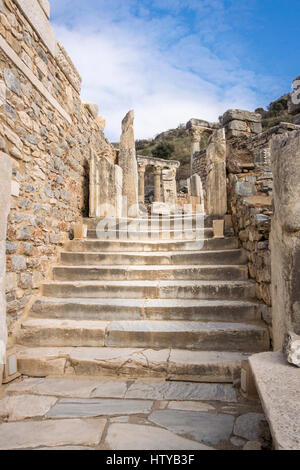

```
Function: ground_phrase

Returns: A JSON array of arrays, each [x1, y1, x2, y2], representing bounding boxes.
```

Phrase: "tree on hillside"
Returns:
[[152, 141, 175, 160]]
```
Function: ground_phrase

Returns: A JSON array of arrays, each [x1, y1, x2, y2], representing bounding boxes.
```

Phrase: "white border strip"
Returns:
[[0, 35, 72, 124]]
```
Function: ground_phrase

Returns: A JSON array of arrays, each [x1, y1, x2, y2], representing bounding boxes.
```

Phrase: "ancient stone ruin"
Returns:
[[0, 0, 299, 451]]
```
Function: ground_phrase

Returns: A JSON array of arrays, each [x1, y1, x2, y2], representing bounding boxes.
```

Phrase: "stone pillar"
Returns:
[[89, 153, 123, 218], [154, 166, 162, 203], [206, 128, 227, 217], [138, 164, 146, 204], [189, 128, 202, 176], [0, 153, 12, 387], [270, 130, 300, 350], [119, 110, 139, 218]]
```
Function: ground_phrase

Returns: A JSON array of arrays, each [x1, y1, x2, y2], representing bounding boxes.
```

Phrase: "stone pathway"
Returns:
[[0, 377, 270, 450]]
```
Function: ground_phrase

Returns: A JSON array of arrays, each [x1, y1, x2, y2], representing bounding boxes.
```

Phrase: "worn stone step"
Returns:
[[41, 280, 256, 301], [65, 238, 238, 253], [83, 215, 214, 230], [105, 320, 269, 352], [18, 318, 268, 351], [61, 249, 247, 266], [52, 265, 249, 282], [86, 228, 214, 241], [31, 298, 261, 322], [16, 346, 250, 382]]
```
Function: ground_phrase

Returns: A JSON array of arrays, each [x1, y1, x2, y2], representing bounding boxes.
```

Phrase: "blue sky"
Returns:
[[50, 0, 300, 141]]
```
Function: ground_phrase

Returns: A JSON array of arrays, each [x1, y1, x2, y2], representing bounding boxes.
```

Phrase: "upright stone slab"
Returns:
[[270, 130, 300, 350], [206, 129, 227, 217], [119, 111, 139, 218], [0, 153, 12, 384], [89, 154, 123, 218]]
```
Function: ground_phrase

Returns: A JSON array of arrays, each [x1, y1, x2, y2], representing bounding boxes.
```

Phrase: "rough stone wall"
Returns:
[[0, 0, 115, 333], [270, 130, 300, 350], [227, 123, 300, 341], [192, 150, 207, 188]]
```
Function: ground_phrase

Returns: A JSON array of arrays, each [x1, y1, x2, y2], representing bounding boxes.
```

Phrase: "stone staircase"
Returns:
[[16, 214, 270, 383]]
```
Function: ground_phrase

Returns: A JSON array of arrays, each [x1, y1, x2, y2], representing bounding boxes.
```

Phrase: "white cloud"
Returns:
[[50, 0, 279, 141]]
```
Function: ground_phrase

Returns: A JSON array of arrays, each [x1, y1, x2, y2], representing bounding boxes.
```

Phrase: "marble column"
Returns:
[[154, 166, 162, 202], [138, 164, 146, 204]]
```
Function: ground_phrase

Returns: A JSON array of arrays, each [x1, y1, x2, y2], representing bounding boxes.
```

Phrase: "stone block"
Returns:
[[206, 128, 227, 217], [271, 130, 300, 348], [11, 180, 19, 197], [38, 0, 50, 19], [96, 116, 106, 131], [0, 153, 11, 366], [73, 223, 87, 240], [283, 332, 300, 367], [222, 109, 262, 125], [249, 351, 300, 450], [292, 113, 300, 125], [119, 110, 139, 217], [240, 360, 258, 399], [213, 220, 224, 239], [84, 102, 99, 119], [288, 76, 300, 115], [15, 0, 56, 56]]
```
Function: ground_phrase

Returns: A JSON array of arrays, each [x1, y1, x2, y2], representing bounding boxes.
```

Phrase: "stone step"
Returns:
[[17, 318, 269, 351], [86, 228, 214, 241], [41, 280, 256, 301], [16, 346, 249, 382], [83, 215, 214, 229], [31, 298, 261, 322], [52, 265, 249, 282], [65, 238, 239, 253], [61, 249, 247, 266]]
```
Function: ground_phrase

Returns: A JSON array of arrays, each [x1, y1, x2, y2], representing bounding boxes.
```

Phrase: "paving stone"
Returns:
[[126, 381, 237, 402], [110, 416, 130, 423], [167, 401, 215, 412], [105, 423, 213, 450], [47, 399, 153, 418], [243, 441, 262, 450], [7, 377, 127, 399], [0, 394, 57, 421], [231, 437, 246, 448], [149, 410, 234, 445], [0, 418, 106, 450], [234, 413, 266, 441]]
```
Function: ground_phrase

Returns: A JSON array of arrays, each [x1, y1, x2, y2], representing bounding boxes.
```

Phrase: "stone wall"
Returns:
[[270, 129, 300, 350], [0, 0, 115, 333], [227, 123, 300, 342]]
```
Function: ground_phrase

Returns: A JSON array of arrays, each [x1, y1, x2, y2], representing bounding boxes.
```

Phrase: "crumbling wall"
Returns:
[[0, 0, 115, 332], [227, 122, 300, 341]]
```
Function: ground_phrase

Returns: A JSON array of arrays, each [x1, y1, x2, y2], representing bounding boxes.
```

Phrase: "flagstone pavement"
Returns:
[[0, 376, 271, 450]]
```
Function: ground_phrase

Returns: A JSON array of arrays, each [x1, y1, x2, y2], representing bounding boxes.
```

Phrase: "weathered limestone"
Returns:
[[283, 332, 300, 368], [187, 119, 219, 176], [119, 111, 139, 217], [222, 110, 262, 139], [105, 423, 212, 450], [288, 76, 300, 117], [89, 154, 123, 218], [14, 0, 57, 56], [270, 130, 300, 349], [0, 153, 11, 385], [0, 418, 106, 450], [249, 351, 300, 450], [206, 128, 227, 217], [137, 156, 180, 207], [138, 164, 146, 203]]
